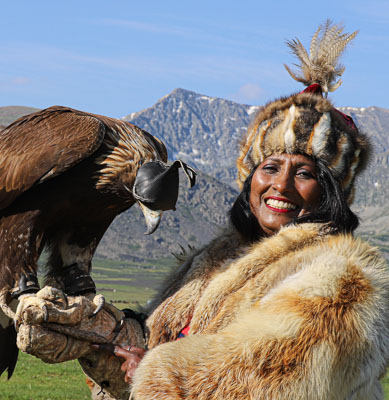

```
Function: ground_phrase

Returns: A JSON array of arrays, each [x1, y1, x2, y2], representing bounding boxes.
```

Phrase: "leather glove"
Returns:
[[15, 286, 145, 400]]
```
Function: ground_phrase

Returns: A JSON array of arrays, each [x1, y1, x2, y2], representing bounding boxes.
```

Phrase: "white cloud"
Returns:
[[228, 83, 264, 104], [11, 77, 30, 85], [0, 76, 31, 90]]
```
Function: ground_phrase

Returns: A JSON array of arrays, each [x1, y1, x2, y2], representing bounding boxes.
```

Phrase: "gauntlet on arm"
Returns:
[[15, 286, 145, 400]]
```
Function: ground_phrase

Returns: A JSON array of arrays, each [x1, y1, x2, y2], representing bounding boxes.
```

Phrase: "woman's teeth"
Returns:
[[265, 198, 297, 210]]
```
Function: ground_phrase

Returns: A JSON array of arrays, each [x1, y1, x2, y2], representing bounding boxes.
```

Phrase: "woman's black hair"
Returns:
[[229, 169, 261, 242], [229, 158, 359, 242]]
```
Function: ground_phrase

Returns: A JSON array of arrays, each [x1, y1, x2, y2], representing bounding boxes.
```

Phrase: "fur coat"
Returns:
[[132, 223, 389, 400]]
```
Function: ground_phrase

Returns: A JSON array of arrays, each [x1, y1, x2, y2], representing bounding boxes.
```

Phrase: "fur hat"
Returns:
[[236, 21, 370, 203]]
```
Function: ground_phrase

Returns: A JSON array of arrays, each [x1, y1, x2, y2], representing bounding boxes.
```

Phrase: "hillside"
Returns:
[[0, 105, 39, 127]]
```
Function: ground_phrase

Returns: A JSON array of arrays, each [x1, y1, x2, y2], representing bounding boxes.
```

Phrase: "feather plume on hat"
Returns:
[[284, 20, 358, 95], [236, 21, 369, 204]]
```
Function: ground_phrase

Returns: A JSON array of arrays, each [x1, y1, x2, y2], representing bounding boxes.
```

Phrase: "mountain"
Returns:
[[339, 106, 389, 153], [336, 107, 389, 207], [0, 89, 388, 262], [124, 88, 260, 185], [0, 105, 39, 127]]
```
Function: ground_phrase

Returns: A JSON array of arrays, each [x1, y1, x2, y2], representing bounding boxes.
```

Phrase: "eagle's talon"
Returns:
[[89, 294, 105, 318], [49, 288, 68, 309], [42, 305, 49, 322], [97, 300, 124, 323], [62, 295, 69, 309], [113, 318, 125, 334]]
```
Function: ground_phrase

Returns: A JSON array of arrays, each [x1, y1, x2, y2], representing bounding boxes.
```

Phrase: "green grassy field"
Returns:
[[91, 255, 173, 307], [385, 375, 389, 399], [0, 352, 91, 400], [1, 255, 389, 399]]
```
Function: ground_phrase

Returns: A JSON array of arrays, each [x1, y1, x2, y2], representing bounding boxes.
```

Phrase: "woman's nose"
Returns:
[[272, 171, 294, 193]]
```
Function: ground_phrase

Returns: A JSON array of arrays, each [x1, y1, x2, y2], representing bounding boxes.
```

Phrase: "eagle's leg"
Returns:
[[45, 262, 106, 317], [0, 211, 43, 319], [44, 233, 95, 291], [45, 234, 106, 316], [0, 288, 16, 319], [59, 263, 107, 317], [0, 273, 40, 319]]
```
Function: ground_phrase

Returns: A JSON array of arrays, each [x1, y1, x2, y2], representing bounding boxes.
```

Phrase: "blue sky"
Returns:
[[1, 0, 388, 117]]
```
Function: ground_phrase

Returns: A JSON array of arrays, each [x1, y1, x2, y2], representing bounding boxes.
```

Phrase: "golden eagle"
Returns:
[[0, 106, 195, 378]]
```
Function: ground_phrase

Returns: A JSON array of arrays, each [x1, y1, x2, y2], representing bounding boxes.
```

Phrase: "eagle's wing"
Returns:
[[0, 106, 106, 209]]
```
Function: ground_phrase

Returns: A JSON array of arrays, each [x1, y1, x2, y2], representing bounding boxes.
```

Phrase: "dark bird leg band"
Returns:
[[59, 263, 96, 296], [10, 274, 40, 298]]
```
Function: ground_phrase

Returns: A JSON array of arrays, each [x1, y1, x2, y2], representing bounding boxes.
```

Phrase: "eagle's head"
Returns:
[[133, 160, 196, 234], [95, 122, 196, 234]]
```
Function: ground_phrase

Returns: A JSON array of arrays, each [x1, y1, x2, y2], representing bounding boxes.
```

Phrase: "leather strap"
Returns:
[[60, 264, 96, 295], [11, 274, 40, 298]]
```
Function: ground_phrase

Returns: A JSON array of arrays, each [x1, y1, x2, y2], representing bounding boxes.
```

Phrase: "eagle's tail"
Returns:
[[0, 312, 18, 379]]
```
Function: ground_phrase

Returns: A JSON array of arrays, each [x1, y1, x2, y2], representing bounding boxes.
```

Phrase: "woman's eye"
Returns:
[[262, 165, 278, 173], [297, 170, 314, 179]]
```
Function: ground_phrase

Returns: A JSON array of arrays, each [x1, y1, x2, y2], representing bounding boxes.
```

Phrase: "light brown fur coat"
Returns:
[[132, 223, 389, 399]]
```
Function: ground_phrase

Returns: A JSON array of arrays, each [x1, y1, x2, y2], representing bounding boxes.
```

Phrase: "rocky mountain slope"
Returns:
[[124, 88, 260, 185]]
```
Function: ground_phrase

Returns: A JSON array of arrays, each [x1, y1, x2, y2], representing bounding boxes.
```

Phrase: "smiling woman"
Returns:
[[121, 21, 389, 400], [249, 154, 321, 236]]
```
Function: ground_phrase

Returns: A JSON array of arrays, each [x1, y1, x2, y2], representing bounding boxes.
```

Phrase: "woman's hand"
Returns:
[[91, 343, 146, 383], [113, 345, 146, 383]]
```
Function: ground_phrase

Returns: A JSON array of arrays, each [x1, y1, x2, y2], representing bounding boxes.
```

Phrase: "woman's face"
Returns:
[[249, 153, 321, 236]]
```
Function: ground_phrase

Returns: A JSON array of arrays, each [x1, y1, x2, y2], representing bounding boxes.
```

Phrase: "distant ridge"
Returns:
[[0, 106, 40, 127]]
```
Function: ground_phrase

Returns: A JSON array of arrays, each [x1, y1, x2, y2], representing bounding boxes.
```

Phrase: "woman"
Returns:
[[111, 22, 389, 400]]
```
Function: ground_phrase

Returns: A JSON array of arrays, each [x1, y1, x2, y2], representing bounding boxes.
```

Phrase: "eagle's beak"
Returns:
[[137, 201, 163, 235]]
